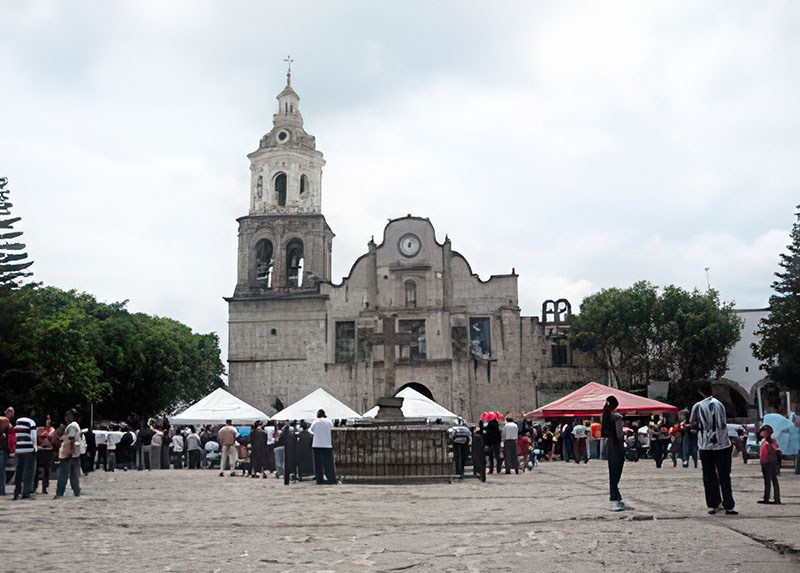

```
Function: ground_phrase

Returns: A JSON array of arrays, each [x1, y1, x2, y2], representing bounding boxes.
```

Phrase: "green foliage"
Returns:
[[570, 280, 743, 390], [0, 285, 225, 422], [753, 208, 800, 392], [0, 177, 34, 288]]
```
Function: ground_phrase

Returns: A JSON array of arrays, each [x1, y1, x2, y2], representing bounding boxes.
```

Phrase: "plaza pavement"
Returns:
[[2, 456, 799, 572]]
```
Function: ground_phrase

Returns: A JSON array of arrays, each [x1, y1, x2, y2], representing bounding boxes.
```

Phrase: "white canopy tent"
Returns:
[[168, 388, 270, 426], [271, 388, 362, 422], [362, 387, 464, 424]]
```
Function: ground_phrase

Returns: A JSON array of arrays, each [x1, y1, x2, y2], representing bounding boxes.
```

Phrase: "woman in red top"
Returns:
[[758, 424, 781, 504]]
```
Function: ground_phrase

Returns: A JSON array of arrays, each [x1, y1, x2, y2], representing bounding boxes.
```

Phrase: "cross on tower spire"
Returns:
[[284, 55, 294, 86]]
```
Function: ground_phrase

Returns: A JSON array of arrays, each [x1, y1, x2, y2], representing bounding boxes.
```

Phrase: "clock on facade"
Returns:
[[398, 233, 421, 257]]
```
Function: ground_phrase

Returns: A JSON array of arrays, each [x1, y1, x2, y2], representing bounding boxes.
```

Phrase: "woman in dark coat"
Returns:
[[250, 421, 268, 478], [601, 396, 629, 511]]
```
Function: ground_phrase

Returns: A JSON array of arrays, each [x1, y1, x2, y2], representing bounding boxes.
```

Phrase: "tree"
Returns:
[[0, 177, 34, 289], [752, 206, 800, 392], [0, 285, 225, 421], [570, 281, 742, 391]]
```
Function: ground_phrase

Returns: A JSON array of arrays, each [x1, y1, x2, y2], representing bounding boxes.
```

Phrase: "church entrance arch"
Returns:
[[394, 382, 434, 401]]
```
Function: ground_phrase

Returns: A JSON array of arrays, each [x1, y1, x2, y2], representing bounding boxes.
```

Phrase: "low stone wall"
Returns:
[[332, 423, 452, 481]]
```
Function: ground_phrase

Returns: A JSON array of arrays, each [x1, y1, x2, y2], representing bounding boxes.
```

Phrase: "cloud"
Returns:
[[1, 1, 798, 374]]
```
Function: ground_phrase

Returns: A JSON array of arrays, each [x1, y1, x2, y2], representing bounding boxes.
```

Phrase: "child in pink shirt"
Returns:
[[757, 424, 781, 505]]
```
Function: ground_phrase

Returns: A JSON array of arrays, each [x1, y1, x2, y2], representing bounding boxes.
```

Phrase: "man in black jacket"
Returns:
[[484, 419, 502, 474]]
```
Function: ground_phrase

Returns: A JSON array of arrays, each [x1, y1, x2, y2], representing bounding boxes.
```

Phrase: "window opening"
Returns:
[[275, 172, 287, 206], [270, 328, 277, 336], [399, 319, 426, 360], [469, 317, 491, 356], [255, 239, 273, 288], [335, 321, 356, 363], [256, 175, 263, 199], [552, 344, 568, 367], [286, 239, 304, 287], [300, 174, 308, 194], [405, 280, 417, 308]]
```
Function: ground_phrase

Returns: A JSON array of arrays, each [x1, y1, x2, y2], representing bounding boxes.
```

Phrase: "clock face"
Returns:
[[398, 233, 421, 257]]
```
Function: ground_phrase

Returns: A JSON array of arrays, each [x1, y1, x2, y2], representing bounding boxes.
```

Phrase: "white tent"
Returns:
[[168, 388, 270, 426], [271, 388, 362, 422], [362, 387, 464, 423]]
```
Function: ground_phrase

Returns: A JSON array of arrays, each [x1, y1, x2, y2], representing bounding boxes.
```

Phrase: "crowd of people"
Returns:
[[1, 387, 787, 513], [0, 406, 340, 500]]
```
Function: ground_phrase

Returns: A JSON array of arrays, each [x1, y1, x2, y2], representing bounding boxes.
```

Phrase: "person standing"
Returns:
[[471, 426, 486, 482], [265, 421, 276, 475], [35, 417, 58, 495], [150, 426, 163, 470], [274, 424, 287, 479], [0, 415, 11, 496], [249, 422, 268, 478], [94, 425, 108, 471], [757, 424, 781, 505], [572, 420, 588, 464], [601, 396, 630, 511], [138, 422, 154, 470], [185, 427, 202, 470], [13, 414, 37, 500], [690, 380, 737, 515], [309, 409, 336, 485], [82, 424, 96, 474], [484, 418, 502, 474], [171, 429, 184, 469], [503, 417, 519, 474], [562, 422, 573, 463], [54, 410, 81, 499], [681, 413, 698, 468], [669, 421, 683, 467], [449, 425, 471, 476], [217, 420, 239, 477]]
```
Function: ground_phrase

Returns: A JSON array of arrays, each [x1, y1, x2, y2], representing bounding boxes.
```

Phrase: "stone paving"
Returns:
[[2, 457, 799, 572]]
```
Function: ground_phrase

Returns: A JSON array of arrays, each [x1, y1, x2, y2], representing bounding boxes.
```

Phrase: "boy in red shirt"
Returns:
[[757, 424, 781, 505]]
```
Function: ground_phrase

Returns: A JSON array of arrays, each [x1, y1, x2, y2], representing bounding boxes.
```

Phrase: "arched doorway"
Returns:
[[394, 382, 434, 401]]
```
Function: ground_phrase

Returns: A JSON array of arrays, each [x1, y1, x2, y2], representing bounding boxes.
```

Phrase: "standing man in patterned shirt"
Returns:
[[690, 381, 737, 515]]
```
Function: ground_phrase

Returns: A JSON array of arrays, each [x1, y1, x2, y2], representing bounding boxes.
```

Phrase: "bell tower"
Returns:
[[232, 62, 334, 296]]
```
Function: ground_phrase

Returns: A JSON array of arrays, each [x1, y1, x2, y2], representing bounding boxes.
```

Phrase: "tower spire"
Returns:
[[283, 55, 294, 87]]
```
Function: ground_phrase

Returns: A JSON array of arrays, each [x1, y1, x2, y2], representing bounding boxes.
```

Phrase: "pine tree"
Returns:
[[752, 205, 800, 391], [0, 177, 34, 289]]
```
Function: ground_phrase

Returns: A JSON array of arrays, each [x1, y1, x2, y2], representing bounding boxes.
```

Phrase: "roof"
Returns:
[[271, 388, 361, 422], [168, 388, 270, 425], [363, 387, 463, 421], [524, 382, 678, 419]]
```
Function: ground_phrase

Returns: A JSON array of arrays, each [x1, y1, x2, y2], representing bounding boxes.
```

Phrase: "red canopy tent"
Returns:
[[524, 382, 678, 419]]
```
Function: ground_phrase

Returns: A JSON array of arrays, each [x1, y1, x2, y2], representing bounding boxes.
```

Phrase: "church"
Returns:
[[226, 71, 605, 422]]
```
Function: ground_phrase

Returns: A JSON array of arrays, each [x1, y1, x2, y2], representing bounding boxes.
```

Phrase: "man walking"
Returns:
[[690, 381, 737, 515], [54, 410, 81, 499], [309, 409, 337, 485], [13, 414, 37, 500], [503, 417, 519, 474]]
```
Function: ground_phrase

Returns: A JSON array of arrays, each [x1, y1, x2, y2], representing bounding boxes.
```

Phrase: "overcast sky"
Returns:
[[2, 2, 798, 375]]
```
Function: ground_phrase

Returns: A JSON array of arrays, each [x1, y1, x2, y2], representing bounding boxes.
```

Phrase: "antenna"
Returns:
[[704, 267, 711, 290]]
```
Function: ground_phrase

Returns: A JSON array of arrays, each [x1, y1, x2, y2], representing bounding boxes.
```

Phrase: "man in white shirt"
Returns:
[[54, 410, 81, 498], [309, 409, 336, 485], [503, 418, 519, 474], [690, 380, 737, 515], [105, 425, 124, 472]]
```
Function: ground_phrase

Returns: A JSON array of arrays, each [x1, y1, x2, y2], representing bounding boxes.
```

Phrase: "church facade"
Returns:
[[226, 74, 604, 422]]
